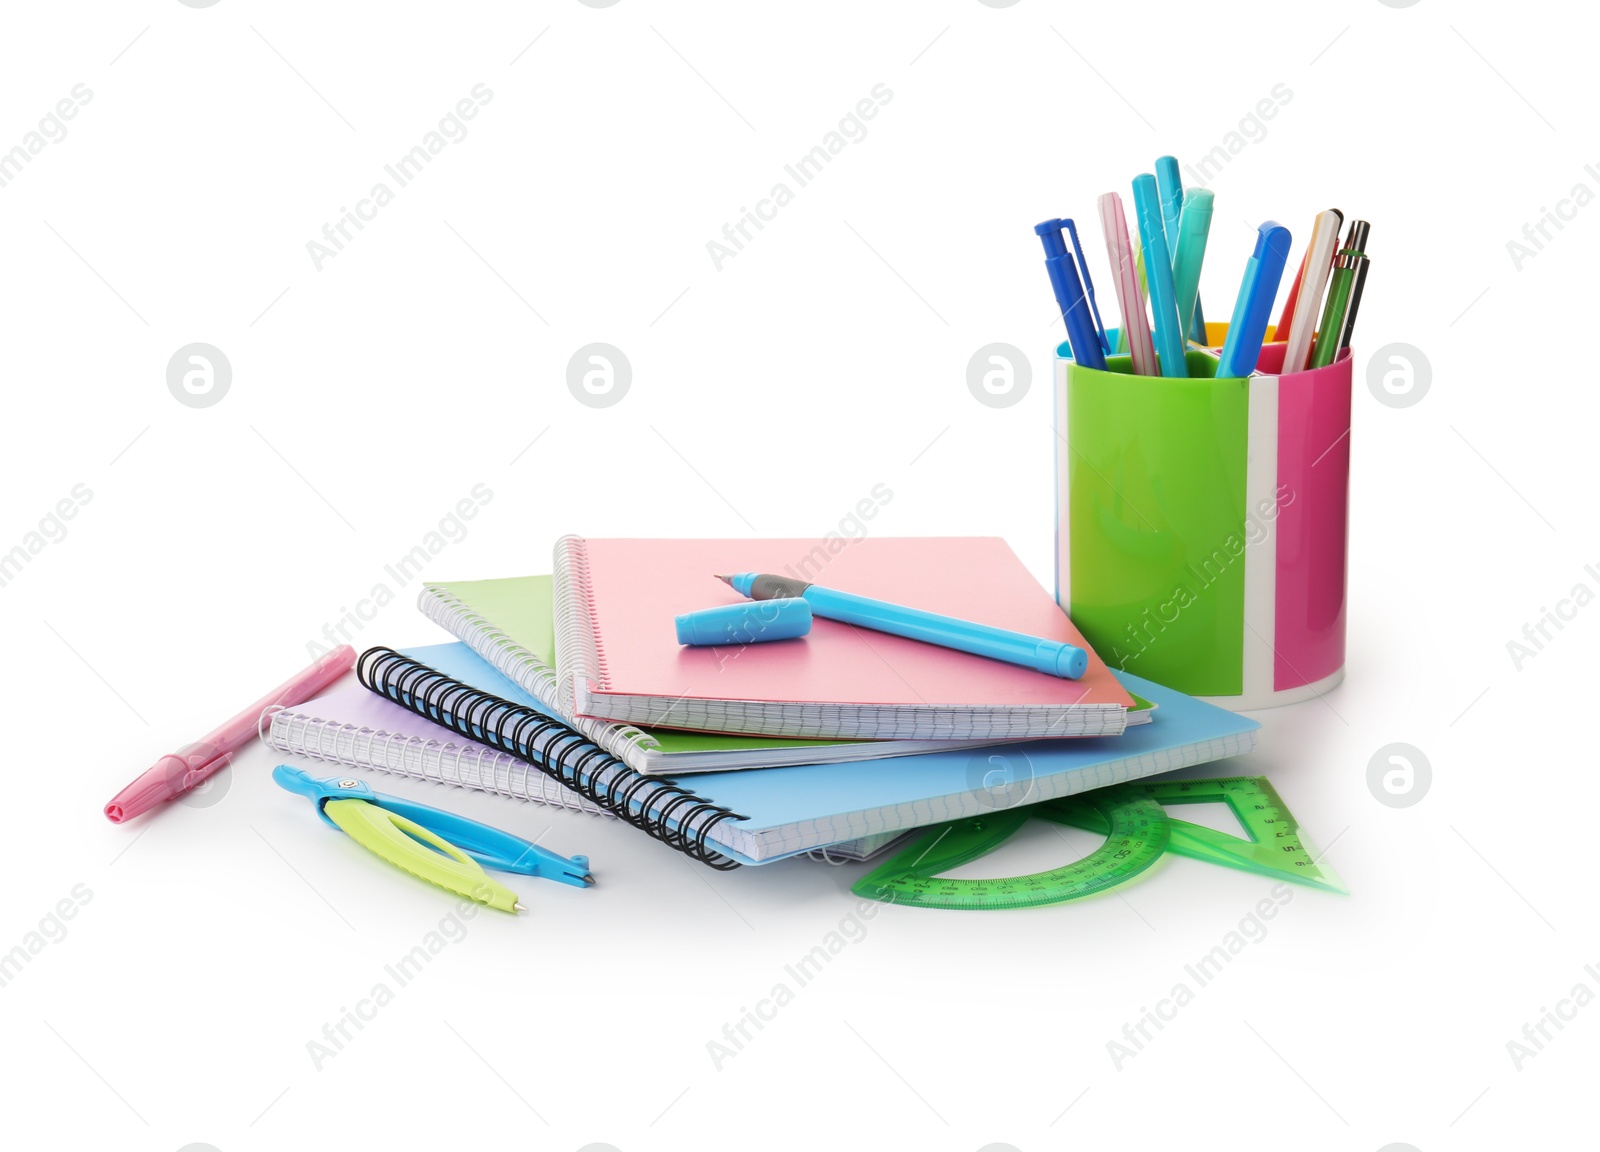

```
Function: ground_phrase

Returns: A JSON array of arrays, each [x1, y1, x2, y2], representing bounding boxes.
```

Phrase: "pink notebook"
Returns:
[[552, 536, 1136, 741]]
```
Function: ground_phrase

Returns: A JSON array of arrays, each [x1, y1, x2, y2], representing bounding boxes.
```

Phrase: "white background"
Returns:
[[2, 1, 1595, 1149]]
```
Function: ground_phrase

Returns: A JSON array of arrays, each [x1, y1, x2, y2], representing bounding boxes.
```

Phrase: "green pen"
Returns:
[[1310, 220, 1370, 369]]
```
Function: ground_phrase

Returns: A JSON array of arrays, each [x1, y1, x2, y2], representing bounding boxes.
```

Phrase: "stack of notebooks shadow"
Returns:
[[264, 537, 1259, 868]]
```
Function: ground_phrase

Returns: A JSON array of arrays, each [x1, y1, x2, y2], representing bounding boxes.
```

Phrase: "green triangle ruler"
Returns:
[[853, 776, 1344, 910]]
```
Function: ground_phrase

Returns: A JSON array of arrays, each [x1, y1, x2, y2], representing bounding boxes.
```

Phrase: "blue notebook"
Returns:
[[367, 642, 1260, 865]]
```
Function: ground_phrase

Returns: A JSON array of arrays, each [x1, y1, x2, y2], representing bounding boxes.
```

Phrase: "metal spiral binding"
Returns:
[[416, 583, 660, 760], [551, 534, 608, 719], [417, 585, 564, 702], [259, 704, 609, 817], [357, 647, 746, 869]]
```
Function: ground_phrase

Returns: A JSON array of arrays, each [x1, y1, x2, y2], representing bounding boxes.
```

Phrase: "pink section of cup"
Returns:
[[1256, 343, 1351, 690]]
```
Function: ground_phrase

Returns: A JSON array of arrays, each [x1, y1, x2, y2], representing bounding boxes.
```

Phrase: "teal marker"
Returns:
[[1171, 188, 1214, 350]]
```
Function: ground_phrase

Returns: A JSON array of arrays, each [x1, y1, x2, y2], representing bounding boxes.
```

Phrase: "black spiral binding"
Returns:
[[357, 647, 746, 869]]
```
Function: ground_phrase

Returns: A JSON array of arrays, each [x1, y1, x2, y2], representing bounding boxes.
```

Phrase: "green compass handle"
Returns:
[[323, 798, 523, 912]]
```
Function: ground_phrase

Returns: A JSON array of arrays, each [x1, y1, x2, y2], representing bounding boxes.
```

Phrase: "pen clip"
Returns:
[[1063, 218, 1110, 354]]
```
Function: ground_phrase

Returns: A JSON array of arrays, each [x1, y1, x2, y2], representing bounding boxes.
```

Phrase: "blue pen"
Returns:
[[1034, 218, 1107, 371], [1216, 221, 1293, 378], [716, 573, 1090, 680], [1130, 175, 1188, 378], [1064, 218, 1111, 355]]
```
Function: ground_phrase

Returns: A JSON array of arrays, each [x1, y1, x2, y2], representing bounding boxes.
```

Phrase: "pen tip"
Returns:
[[582, 874, 596, 886], [513, 902, 527, 913], [714, 574, 733, 586]]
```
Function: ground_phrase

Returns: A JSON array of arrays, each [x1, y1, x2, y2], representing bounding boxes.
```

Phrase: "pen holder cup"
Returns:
[[1054, 336, 1352, 709]]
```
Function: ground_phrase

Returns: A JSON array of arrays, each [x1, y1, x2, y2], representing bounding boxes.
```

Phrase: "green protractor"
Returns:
[[1050, 776, 1346, 894], [853, 791, 1171, 910]]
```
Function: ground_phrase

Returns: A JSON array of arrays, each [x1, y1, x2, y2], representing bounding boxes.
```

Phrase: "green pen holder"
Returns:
[[1054, 334, 1352, 708]]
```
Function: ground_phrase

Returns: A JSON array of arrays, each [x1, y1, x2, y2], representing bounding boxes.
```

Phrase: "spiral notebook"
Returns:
[[420, 575, 1033, 774], [360, 641, 1257, 866], [261, 679, 609, 818], [553, 535, 1138, 741], [262, 667, 905, 862]]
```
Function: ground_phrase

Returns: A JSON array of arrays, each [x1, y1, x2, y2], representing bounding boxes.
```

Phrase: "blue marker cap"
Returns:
[[675, 598, 812, 647]]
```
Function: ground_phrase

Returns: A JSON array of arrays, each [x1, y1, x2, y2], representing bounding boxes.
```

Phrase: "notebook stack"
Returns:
[[264, 536, 1259, 867]]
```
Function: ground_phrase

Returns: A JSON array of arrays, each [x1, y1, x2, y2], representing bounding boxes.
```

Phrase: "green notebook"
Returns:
[[419, 576, 1073, 775]]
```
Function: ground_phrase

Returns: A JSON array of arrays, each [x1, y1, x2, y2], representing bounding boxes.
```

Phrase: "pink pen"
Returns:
[[1098, 192, 1157, 376], [104, 645, 357, 823]]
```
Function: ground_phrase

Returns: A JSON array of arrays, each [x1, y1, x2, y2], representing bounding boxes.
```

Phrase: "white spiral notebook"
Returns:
[[261, 680, 609, 816]]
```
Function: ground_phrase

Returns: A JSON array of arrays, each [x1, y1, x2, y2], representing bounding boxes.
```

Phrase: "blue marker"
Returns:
[[1217, 221, 1293, 378], [1034, 218, 1107, 371], [1131, 175, 1188, 378], [716, 573, 1089, 680]]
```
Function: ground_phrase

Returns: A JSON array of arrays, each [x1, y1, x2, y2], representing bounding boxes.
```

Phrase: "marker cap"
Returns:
[[675, 598, 812, 647]]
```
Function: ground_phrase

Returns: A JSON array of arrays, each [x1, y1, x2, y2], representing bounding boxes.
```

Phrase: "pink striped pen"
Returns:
[[1098, 192, 1157, 376]]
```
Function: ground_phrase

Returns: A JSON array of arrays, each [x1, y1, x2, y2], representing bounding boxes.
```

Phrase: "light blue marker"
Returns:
[[1131, 174, 1188, 378], [1155, 156, 1185, 267], [716, 573, 1089, 679]]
